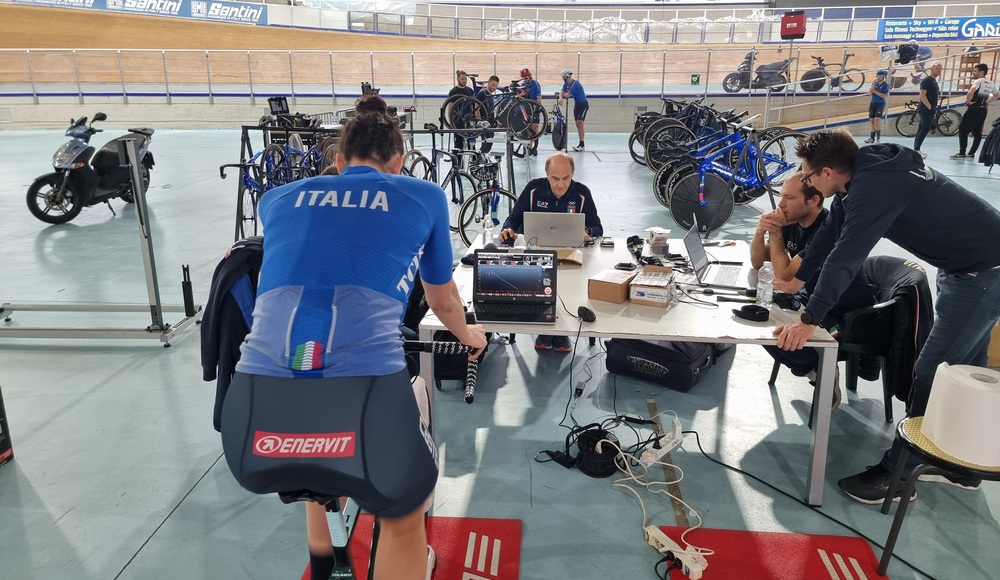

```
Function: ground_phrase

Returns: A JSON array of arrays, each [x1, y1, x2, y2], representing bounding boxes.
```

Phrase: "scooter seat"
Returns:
[[755, 61, 789, 74], [127, 127, 155, 137]]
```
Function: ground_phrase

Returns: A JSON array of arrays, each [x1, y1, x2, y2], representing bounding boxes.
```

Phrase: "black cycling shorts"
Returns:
[[221, 370, 438, 519], [869, 102, 886, 119], [573, 101, 590, 121]]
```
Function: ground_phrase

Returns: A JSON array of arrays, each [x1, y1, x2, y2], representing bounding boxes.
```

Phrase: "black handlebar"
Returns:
[[403, 340, 480, 403], [219, 163, 256, 179]]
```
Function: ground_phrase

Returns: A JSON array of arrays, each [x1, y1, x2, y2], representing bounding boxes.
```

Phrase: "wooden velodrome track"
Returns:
[[0, 4, 896, 93]]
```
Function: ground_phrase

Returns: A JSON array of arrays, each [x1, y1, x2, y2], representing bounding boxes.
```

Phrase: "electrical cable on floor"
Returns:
[[684, 429, 940, 580]]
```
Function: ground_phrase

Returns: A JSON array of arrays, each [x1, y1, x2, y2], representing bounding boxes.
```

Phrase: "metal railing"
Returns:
[[3, 44, 989, 105]]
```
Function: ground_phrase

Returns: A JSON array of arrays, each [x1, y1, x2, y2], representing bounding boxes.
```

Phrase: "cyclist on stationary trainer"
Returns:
[[220, 96, 487, 580]]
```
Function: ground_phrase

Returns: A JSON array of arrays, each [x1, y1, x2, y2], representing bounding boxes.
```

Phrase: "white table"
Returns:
[[419, 240, 838, 505]]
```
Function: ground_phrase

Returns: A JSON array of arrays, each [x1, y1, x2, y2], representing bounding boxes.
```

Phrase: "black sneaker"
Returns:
[[838, 464, 916, 505], [552, 336, 573, 352], [534, 335, 553, 350], [917, 468, 982, 490], [950, 153, 969, 159]]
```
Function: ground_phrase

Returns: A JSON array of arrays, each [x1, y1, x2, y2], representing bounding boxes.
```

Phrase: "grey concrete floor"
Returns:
[[1, 128, 999, 580]]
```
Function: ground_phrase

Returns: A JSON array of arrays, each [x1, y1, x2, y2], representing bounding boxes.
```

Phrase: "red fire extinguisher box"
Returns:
[[0, 383, 13, 467], [781, 11, 807, 40]]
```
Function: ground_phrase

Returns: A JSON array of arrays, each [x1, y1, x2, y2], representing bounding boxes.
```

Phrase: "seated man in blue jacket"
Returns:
[[499, 152, 603, 352]]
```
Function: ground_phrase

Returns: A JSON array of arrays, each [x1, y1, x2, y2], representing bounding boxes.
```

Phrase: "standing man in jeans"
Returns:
[[912, 62, 942, 158], [558, 69, 589, 152], [772, 128, 1000, 505], [952, 63, 1000, 160]]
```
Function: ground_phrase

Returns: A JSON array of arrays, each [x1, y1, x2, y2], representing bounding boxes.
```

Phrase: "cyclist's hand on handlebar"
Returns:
[[463, 324, 489, 360]]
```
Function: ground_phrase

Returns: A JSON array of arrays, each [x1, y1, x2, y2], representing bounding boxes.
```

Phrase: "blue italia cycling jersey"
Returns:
[[236, 166, 453, 378]]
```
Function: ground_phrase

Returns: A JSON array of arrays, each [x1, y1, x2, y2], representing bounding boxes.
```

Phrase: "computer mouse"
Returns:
[[577, 305, 597, 323]]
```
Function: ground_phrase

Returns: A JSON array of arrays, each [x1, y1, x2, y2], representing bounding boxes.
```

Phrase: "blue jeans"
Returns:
[[879, 268, 1000, 474], [913, 107, 934, 152]]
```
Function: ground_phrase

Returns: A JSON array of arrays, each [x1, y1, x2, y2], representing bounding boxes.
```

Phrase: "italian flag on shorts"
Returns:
[[292, 341, 323, 371]]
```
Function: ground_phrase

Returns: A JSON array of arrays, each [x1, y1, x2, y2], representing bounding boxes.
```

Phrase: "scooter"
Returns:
[[27, 113, 155, 224], [723, 51, 791, 93]]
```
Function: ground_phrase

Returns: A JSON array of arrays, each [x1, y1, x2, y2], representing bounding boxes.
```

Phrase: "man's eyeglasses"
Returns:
[[801, 167, 823, 186]]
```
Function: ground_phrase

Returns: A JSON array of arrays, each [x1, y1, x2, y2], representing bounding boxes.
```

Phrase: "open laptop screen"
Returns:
[[473, 251, 557, 302], [683, 219, 710, 278]]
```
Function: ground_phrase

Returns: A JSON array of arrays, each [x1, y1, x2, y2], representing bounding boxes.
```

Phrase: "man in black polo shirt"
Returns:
[[913, 62, 942, 158], [499, 152, 603, 352], [753, 173, 877, 406]]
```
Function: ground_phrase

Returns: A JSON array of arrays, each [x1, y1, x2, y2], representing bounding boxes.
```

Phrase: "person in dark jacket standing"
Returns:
[[913, 62, 942, 158], [447, 70, 475, 151], [952, 63, 999, 160], [772, 128, 1000, 505], [499, 152, 603, 352]]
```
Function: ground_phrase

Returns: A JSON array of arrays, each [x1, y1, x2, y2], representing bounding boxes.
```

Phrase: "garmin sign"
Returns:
[[879, 17, 1000, 41], [190, 0, 266, 24], [12, 0, 266, 25]]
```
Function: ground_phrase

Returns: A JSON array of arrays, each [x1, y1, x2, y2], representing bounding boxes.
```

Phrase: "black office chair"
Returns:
[[769, 256, 933, 423]]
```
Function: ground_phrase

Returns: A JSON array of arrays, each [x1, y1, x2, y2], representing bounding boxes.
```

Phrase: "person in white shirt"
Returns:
[[952, 63, 1000, 159]]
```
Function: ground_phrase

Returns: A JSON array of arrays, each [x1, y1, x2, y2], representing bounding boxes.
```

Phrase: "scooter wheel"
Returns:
[[27, 174, 83, 224], [722, 72, 744, 93]]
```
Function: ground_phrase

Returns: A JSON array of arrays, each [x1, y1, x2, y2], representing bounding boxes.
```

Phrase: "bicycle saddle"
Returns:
[[423, 123, 439, 131], [278, 490, 340, 506]]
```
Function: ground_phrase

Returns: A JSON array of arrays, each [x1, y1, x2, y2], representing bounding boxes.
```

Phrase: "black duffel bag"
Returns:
[[605, 339, 715, 392]]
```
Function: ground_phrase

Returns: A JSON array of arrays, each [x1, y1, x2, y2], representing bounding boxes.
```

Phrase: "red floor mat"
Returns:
[[303, 514, 522, 579], [657, 526, 887, 579]]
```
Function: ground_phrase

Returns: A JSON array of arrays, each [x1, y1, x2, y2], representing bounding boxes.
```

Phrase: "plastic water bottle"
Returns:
[[757, 261, 774, 309], [482, 219, 494, 247]]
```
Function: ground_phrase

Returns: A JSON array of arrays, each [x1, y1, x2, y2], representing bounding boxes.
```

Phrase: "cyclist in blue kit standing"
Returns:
[[221, 96, 487, 580], [558, 69, 589, 152]]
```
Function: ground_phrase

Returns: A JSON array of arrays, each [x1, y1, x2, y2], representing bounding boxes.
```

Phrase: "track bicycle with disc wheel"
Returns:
[[799, 53, 865, 93]]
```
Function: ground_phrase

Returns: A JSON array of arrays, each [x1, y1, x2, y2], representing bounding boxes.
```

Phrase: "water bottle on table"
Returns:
[[757, 261, 774, 309]]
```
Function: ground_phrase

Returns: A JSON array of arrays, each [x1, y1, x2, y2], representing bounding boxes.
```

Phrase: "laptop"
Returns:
[[522, 212, 586, 249], [682, 217, 749, 290], [471, 250, 558, 324]]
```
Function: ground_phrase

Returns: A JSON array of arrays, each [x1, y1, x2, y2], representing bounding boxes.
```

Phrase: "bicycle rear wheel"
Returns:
[[628, 131, 647, 166], [644, 120, 696, 172], [236, 168, 263, 240], [800, 69, 826, 93], [936, 109, 962, 137], [407, 154, 433, 181], [895, 111, 919, 138], [260, 144, 289, 190], [652, 164, 694, 209], [457, 188, 518, 246], [503, 99, 547, 143], [446, 96, 487, 138], [668, 172, 734, 234]]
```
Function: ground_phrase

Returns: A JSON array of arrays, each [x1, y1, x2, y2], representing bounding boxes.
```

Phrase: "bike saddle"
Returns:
[[423, 123, 439, 131], [279, 490, 340, 506]]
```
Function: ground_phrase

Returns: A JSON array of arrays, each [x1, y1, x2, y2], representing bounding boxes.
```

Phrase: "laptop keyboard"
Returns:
[[713, 266, 741, 287], [476, 302, 553, 315]]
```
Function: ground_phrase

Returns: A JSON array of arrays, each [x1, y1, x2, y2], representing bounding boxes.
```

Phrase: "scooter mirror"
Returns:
[[93, 112, 107, 122]]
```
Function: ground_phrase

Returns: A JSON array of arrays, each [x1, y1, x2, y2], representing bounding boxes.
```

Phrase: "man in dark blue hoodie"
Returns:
[[772, 128, 1000, 505]]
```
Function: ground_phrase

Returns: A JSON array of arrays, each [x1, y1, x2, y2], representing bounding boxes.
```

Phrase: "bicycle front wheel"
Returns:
[[758, 130, 806, 196], [551, 114, 568, 151], [895, 111, 919, 138], [457, 188, 518, 246], [838, 69, 865, 92], [668, 172, 734, 234], [936, 109, 963, 137], [441, 170, 478, 233]]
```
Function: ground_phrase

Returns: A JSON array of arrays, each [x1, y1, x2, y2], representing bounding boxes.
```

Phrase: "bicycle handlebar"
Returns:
[[219, 163, 256, 179], [730, 113, 761, 131], [403, 340, 480, 403]]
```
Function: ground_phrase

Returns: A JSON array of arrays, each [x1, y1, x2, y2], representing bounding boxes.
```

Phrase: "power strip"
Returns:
[[638, 415, 683, 468], [644, 525, 708, 579]]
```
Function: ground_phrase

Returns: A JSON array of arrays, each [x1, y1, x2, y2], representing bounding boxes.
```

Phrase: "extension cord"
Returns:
[[638, 416, 683, 468], [643, 525, 708, 579]]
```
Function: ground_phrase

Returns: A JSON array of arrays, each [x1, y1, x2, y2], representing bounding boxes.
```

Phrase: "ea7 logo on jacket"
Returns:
[[253, 431, 356, 458]]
